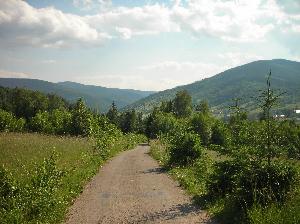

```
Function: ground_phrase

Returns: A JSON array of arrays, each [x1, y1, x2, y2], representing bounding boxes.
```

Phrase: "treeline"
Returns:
[[0, 86, 146, 137], [147, 75, 300, 223], [0, 86, 147, 151]]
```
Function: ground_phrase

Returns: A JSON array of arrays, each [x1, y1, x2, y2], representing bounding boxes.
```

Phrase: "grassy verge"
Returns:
[[0, 132, 144, 223], [150, 140, 300, 224]]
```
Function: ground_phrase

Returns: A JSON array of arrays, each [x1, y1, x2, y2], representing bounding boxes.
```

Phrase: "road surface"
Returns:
[[65, 145, 214, 224]]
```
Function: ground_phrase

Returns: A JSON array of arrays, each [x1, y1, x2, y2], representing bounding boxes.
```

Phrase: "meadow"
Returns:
[[0, 131, 145, 223]]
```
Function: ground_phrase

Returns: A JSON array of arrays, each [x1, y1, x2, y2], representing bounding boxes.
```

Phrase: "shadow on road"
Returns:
[[140, 167, 166, 174], [135, 203, 217, 223]]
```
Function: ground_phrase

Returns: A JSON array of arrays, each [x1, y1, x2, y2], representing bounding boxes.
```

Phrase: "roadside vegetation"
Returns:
[[147, 73, 300, 223]]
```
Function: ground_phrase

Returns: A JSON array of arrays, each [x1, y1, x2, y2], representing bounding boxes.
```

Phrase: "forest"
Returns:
[[1, 73, 300, 223]]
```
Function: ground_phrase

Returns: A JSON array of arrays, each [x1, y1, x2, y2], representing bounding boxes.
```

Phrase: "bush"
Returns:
[[211, 120, 232, 148], [190, 113, 214, 146], [168, 131, 203, 166], [274, 120, 300, 159], [0, 109, 25, 132], [29, 111, 54, 134], [208, 158, 297, 207]]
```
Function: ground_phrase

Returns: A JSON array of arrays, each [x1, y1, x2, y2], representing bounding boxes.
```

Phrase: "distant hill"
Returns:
[[0, 78, 155, 112], [124, 59, 300, 117]]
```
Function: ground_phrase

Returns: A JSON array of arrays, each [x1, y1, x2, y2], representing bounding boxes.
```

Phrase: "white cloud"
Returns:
[[0, 70, 30, 78], [0, 0, 111, 48], [171, 0, 281, 42], [86, 4, 178, 38], [0, 0, 299, 48]]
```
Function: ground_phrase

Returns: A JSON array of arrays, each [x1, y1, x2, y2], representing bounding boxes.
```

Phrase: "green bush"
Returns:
[[168, 131, 203, 166], [211, 120, 232, 148], [190, 113, 214, 146], [208, 158, 297, 207], [274, 120, 300, 159], [0, 109, 25, 132]]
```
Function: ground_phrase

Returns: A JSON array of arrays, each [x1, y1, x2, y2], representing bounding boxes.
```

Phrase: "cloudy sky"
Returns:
[[0, 0, 300, 91]]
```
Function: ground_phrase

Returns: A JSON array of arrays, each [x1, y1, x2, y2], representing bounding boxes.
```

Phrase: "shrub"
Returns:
[[190, 113, 214, 146], [168, 131, 203, 166], [208, 158, 297, 208], [0, 109, 25, 132], [29, 111, 54, 134], [211, 120, 232, 148]]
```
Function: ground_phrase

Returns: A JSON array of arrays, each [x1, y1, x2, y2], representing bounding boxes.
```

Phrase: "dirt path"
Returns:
[[65, 145, 214, 224]]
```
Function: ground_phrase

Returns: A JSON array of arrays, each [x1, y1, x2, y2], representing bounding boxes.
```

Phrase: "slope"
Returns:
[[0, 78, 155, 112], [124, 59, 300, 117]]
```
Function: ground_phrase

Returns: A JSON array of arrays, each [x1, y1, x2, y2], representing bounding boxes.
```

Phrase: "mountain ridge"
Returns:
[[124, 59, 300, 117], [0, 78, 155, 112]]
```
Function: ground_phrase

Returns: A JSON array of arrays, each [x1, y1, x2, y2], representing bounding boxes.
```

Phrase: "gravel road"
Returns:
[[65, 145, 214, 224]]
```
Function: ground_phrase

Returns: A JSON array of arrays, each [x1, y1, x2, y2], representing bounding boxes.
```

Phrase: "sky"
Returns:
[[0, 0, 300, 91]]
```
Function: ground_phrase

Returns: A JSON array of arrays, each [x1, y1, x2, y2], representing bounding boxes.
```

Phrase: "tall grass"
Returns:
[[0, 132, 144, 223]]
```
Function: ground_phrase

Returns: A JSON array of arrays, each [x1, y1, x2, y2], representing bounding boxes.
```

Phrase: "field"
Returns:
[[0, 132, 137, 223]]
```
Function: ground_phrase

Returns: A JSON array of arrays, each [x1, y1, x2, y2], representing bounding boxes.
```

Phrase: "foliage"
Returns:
[[29, 110, 72, 134], [173, 90, 193, 117], [208, 158, 297, 206], [0, 109, 25, 132], [147, 74, 300, 224], [190, 112, 214, 146], [211, 120, 232, 148], [120, 110, 138, 133], [168, 130, 203, 166], [274, 120, 300, 159], [106, 101, 119, 126], [71, 98, 93, 136], [0, 87, 68, 120], [248, 187, 300, 224], [195, 100, 210, 115]]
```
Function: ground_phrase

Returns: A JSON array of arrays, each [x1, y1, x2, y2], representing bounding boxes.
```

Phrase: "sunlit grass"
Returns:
[[0, 132, 142, 223], [0, 132, 93, 179]]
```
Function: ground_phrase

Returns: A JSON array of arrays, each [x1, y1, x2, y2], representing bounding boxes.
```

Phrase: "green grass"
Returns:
[[0, 132, 142, 223]]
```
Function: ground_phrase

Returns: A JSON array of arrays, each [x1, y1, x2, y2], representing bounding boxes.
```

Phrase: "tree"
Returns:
[[71, 98, 92, 136], [145, 107, 160, 139], [106, 101, 119, 126], [159, 100, 173, 113], [257, 71, 285, 165], [173, 90, 192, 118], [120, 110, 137, 133], [195, 100, 210, 115], [190, 113, 214, 146]]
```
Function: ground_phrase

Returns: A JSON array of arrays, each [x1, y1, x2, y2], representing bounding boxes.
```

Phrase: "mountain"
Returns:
[[124, 59, 300, 117], [0, 78, 155, 112]]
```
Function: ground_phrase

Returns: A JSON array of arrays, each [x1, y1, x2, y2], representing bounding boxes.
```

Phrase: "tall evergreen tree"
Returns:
[[106, 101, 119, 125]]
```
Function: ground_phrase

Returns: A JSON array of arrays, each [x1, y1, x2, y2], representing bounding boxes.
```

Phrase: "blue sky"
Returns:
[[0, 0, 299, 91]]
